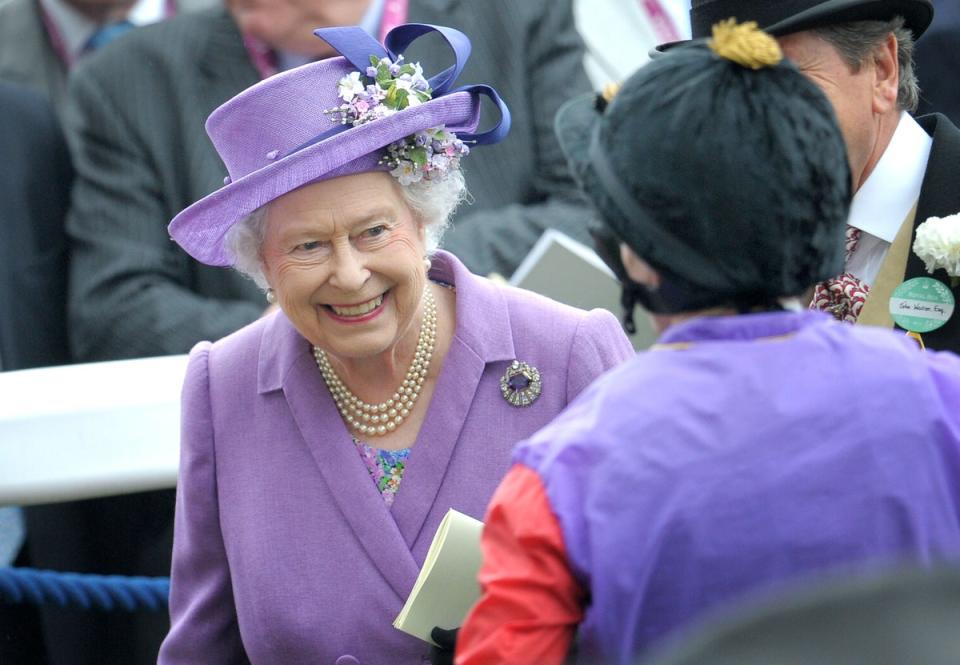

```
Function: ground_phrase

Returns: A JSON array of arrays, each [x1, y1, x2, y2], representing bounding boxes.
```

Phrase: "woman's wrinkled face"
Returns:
[[261, 172, 428, 361]]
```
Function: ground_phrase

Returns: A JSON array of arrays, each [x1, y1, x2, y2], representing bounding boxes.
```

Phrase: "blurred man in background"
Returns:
[[0, 0, 212, 118], [0, 79, 73, 665]]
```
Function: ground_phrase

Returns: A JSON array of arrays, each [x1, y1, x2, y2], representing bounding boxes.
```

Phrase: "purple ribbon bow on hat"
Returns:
[[286, 23, 511, 158]]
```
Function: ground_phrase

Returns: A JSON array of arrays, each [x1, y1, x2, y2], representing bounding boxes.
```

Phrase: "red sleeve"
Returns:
[[456, 464, 585, 665]]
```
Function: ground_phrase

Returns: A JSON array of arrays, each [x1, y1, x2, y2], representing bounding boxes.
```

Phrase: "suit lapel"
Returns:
[[188, 9, 261, 194], [0, 0, 67, 113], [903, 114, 960, 353], [387, 336, 484, 548], [857, 203, 917, 328], [389, 252, 515, 550], [196, 9, 260, 114], [260, 315, 421, 603], [258, 255, 516, 602]]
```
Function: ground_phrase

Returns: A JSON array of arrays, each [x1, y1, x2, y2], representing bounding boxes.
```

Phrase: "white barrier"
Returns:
[[0, 355, 188, 506]]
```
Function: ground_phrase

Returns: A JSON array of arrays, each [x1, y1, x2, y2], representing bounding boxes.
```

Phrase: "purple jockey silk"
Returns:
[[514, 310, 960, 664], [158, 251, 633, 665]]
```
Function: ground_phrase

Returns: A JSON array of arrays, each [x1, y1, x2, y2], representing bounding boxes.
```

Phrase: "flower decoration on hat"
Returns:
[[165, 23, 511, 267], [328, 53, 470, 185], [708, 19, 783, 70], [913, 213, 960, 287]]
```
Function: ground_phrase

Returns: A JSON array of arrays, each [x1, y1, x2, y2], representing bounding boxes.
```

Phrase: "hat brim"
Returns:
[[654, 0, 934, 55], [169, 91, 479, 266], [554, 92, 599, 196], [555, 91, 647, 245], [554, 92, 639, 250]]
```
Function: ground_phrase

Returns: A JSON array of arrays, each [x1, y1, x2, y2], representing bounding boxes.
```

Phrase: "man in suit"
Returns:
[[0, 80, 72, 664], [0, 0, 212, 119], [664, 0, 960, 354], [0, 82, 71, 372], [914, 0, 960, 123]]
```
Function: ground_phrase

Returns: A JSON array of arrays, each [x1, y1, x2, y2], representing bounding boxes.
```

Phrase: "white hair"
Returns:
[[225, 170, 468, 290]]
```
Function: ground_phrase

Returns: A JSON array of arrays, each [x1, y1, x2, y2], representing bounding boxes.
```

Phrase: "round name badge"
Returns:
[[889, 277, 955, 333]]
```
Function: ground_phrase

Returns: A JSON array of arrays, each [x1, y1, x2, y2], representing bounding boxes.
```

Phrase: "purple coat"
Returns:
[[158, 251, 633, 665], [516, 311, 960, 664]]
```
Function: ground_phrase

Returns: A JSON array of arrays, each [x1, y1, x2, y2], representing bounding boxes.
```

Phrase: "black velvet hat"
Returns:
[[555, 22, 852, 314], [659, 0, 934, 52]]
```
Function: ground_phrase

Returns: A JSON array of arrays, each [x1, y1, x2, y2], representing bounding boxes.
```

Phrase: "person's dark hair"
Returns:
[[813, 17, 919, 113]]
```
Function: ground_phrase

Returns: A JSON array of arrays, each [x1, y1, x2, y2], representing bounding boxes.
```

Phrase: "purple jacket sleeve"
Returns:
[[158, 343, 250, 664], [564, 308, 634, 403]]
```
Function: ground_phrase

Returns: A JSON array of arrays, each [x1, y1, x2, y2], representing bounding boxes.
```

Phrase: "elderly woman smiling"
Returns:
[[157, 23, 633, 665]]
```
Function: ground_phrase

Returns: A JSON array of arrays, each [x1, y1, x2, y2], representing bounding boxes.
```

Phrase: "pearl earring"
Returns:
[[266, 288, 277, 304], [423, 256, 432, 272]]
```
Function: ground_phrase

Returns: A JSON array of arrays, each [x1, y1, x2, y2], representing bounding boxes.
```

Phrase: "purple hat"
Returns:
[[168, 23, 510, 266]]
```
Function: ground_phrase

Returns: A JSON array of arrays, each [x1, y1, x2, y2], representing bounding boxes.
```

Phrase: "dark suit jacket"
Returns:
[[64, 8, 265, 362], [64, 0, 592, 361], [0, 0, 69, 117], [0, 79, 70, 665], [915, 1, 960, 124], [904, 113, 960, 354], [0, 80, 71, 370], [411, 0, 594, 275], [0, 79, 174, 665], [0, 0, 213, 120]]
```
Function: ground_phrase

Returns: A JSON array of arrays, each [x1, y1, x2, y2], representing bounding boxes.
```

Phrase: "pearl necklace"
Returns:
[[313, 287, 437, 437]]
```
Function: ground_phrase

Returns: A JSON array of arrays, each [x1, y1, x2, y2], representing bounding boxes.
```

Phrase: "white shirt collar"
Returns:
[[40, 0, 166, 63], [848, 111, 933, 242], [127, 0, 166, 29]]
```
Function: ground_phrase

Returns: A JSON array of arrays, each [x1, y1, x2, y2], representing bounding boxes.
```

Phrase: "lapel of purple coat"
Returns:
[[254, 251, 516, 602]]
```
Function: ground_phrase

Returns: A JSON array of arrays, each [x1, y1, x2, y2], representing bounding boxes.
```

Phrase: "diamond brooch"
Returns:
[[500, 360, 542, 407]]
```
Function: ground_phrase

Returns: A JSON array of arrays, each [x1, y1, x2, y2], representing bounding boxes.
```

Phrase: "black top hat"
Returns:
[[555, 26, 852, 314], [660, 0, 934, 52]]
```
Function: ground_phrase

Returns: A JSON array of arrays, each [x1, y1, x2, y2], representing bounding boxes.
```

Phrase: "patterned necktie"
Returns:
[[82, 20, 135, 55], [811, 226, 870, 323]]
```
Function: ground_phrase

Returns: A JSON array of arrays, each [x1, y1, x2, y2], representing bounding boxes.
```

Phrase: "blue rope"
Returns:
[[0, 567, 169, 612]]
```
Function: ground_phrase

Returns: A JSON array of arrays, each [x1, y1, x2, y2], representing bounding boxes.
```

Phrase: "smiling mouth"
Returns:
[[326, 292, 386, 318]]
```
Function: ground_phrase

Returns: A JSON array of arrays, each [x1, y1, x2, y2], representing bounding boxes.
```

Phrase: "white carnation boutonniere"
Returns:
[[913, 213, 960, 287]]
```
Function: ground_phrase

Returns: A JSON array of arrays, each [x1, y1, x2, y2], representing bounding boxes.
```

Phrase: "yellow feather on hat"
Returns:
[[708, 19, 783, 70]]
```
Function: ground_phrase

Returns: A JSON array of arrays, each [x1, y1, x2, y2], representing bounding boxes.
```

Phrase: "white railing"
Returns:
[[0, 355, 188, 506]]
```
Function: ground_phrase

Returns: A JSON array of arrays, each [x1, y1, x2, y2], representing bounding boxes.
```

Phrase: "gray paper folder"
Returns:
[[510, 229, 656, 350]]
